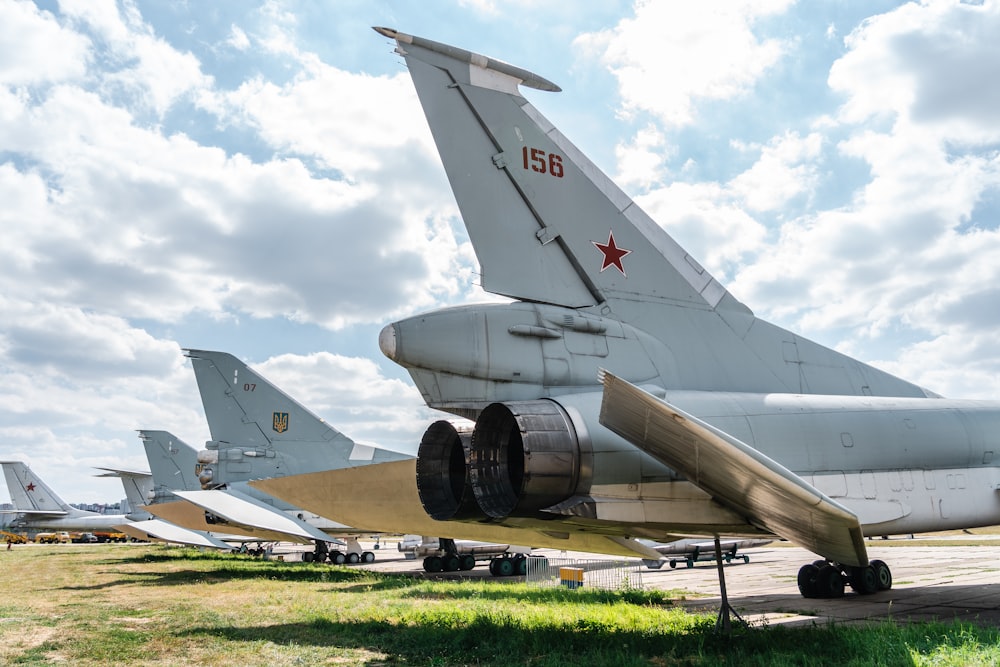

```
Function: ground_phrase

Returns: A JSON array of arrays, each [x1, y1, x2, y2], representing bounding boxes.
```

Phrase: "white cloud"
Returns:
[[575, 0, 795, 127], [729, 131, 823, 212], [0, 0, 90, 86]]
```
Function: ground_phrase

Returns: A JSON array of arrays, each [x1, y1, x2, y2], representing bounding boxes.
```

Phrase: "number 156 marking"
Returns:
[[522, 146, 564, 178]]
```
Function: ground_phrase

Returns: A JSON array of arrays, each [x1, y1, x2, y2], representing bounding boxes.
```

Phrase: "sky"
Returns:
[[2, 0, 999, 504]]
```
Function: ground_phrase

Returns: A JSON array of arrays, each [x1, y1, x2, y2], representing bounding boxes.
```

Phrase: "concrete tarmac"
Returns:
[[356, 538, 1000, 627]]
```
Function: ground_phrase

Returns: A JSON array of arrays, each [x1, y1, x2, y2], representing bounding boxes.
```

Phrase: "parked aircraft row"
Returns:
[[8, 28, 996, 607]]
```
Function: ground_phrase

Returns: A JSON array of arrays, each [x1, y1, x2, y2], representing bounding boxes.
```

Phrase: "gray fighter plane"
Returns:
[[255, 28, 1000, 600], [179, 349, 420, 562], [118, 430, 237, 549], [1, 461, 137, 532]]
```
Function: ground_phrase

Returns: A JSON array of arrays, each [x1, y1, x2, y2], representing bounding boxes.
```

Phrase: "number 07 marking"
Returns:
[[522, 146, 564, 178]]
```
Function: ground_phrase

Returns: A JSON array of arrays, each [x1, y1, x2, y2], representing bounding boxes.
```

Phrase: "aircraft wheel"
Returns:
[[347, 552, 360, 564], [423, 556, 443, 573], [332, 552, 347, 565], [742, 555, 750, 564], [669, 560, 678, 569], [459, 554, 476, 571], [362, 551, 375, 563], [815, 565, 845, 598], [302, 551, 314, 563], [443, 555, 460, 572], [848, 565, 879, 595], [685, 559, 694, 569], [499, 557, 516, 577], [871, 559, 892, 590], [797, 563, 820, 598]]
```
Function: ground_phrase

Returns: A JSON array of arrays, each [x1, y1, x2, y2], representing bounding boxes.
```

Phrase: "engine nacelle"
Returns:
[[415, 420, 486, 521], [469, 400, 589, 519]]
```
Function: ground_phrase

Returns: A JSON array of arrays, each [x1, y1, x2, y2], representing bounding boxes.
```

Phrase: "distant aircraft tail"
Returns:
[[138, 431, 202, 500], [94, 467, 154, 518], [183, 349, 408, 482], [1, 461, 76, 515]]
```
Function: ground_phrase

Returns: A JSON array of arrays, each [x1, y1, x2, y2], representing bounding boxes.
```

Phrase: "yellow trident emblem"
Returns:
[[272, 411, 290, 434]]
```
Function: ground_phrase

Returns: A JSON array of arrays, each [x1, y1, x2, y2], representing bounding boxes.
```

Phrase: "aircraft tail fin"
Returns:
[[95, 468, 154, 518], [138, 431, 201, 497], [183, 349, 407, 477], [374, 28, 937, 399], [374, 27, 742, 320], [1, 461, 76, 515]]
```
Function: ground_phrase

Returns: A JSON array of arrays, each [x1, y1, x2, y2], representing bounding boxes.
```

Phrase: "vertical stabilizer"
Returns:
[[374, 28, 933, 399], [2, 461, 78, 515], [94, 468, 154, 519], [374, 27, 739, 321], [138, 431, 201, 499], [183, 349, 408, 482]]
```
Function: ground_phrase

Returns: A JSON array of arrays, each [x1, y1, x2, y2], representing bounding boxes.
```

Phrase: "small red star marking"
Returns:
[[592, 231, 632, 276], [26, 483, 35, 492]]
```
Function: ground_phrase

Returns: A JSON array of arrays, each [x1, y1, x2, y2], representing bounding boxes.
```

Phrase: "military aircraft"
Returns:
[[120, 430, 244, 549], [1, 461, 136, 532], [255, 27, 1000, 602], [177, 349, 423, 562], [94, 466, 154, 520], [637, 538, 772, 570]]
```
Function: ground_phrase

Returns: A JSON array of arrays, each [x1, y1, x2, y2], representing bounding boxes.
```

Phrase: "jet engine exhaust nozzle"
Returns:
[[469, 400, 582, 519]]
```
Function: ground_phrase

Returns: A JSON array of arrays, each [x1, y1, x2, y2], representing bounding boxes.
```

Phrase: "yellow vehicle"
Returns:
[[1, 530, 28, 544], [35, 531, 71, 544]]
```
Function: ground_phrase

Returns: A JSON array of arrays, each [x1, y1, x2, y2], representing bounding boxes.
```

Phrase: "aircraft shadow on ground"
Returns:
[[173, 617, 938, 666], [697, 583, 1000, 627]]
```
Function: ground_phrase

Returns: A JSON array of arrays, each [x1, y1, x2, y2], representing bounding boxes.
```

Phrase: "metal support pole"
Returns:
[[713, 536, 747, 632]]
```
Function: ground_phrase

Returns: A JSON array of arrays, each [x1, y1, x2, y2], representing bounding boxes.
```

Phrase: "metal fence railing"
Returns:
[[524, 555, 644, 591]]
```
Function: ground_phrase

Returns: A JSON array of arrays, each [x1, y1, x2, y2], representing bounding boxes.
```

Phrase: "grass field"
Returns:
[[1, 544, 998, 666]]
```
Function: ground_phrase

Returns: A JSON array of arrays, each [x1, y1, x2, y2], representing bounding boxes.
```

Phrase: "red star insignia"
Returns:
[[26, 483, 36, 492], [592, 231, 632, 276]]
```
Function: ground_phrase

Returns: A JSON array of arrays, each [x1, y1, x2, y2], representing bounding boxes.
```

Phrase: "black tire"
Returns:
[[488, 558, 499, 576], [362, 551, 375, 563], [871, 560, 892, 590], [516, 556, 527, 576], [848, 565, 879, 594], [459, 554, 476, 571], [496, 557, 515, 577], [347, 552, 360, 564], [797, 563, 820, 598], [443, 555, 460, 572], [815, 565, 845, 598], [303, 551, 314, 563], [332, 552, 347, 565], [424, 556, 442, 573]]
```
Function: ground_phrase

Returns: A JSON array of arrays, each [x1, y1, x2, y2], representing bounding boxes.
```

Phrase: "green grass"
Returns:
[[1, 545, 998, 665]]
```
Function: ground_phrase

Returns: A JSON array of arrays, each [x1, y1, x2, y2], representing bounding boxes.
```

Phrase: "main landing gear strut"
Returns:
[[797, 559, 892, 598]]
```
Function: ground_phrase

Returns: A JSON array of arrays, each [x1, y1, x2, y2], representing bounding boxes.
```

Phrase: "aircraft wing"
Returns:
[[117, 520, 233, 550], [252, 460, 663, 560], [171, 488, 333, 544], [598, 371, 869, 567]]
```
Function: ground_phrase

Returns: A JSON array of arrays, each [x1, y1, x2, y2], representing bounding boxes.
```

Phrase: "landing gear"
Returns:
[[797, 560, 892, 598], [488, 554, 526, 577]]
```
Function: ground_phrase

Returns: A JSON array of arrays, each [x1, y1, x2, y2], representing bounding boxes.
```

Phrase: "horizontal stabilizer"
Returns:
[[598, 371, 868, 567], [172, 489, 332, 544], [118, 520, 233, 550], [252, 460, 668, 560]]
